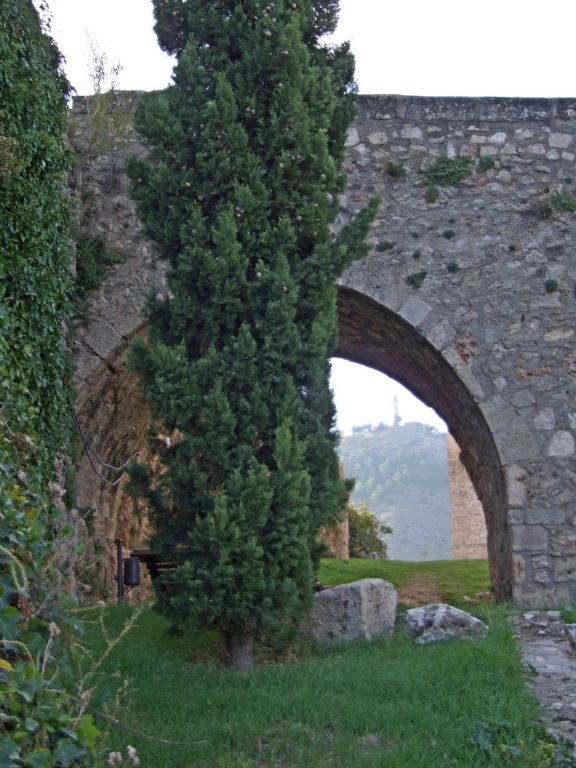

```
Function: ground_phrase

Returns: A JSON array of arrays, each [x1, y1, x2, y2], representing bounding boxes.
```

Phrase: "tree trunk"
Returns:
[[225, 631, 254, 671]]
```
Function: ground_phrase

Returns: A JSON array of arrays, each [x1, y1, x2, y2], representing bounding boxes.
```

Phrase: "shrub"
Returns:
[[405, 271, 428, 289], [550, 191, 576, 213], [424, 157, 471, 187], [348, 502, 392, 559]]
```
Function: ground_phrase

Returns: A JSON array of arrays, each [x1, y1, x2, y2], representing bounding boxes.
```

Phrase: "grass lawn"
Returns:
[[79, 560, 559, 767], [318, 558, 491, 607]]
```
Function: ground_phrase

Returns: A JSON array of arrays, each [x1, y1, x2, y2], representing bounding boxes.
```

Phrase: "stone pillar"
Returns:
[[319, 516, 350, 560], [447, 433, 487, 559]]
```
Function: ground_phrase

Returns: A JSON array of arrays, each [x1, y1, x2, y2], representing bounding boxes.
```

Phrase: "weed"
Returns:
[[550, 191, 576, 213], [424, 156, 471, 186], [442, 229, 456, 239], [447, 261, 460, 273], [386, 161, 406, 178], [405, 271, 427, 289], [425, 185, 439, 203], [508, 244, 517, 252], [559, 605, 576, 624], [545, 279, 559, 293], [376, 240, 395, 252], [478, 156, 495, 172], [75, 233, 126, 293], [412, 249, 421, 259]]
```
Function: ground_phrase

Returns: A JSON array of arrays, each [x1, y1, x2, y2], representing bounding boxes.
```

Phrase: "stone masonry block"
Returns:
[[302, 579, 396, 645], [505, 465, 527, 508], [512, 524, 548, 552]]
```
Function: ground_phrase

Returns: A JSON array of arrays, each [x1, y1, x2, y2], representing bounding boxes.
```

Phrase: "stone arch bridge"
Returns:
[[71, 94, 576, 606]]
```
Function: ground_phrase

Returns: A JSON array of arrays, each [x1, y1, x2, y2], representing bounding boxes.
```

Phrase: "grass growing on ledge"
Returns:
[[80, 600, 555, 768]]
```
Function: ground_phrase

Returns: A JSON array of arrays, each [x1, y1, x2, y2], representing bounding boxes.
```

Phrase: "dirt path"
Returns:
[[396, 574, 443, 607]]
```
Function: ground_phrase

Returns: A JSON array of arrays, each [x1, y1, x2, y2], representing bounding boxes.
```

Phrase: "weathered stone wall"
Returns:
[[337, 95, 576, 606], [447, 434, 487, 560], [71, 94, 576, 606]]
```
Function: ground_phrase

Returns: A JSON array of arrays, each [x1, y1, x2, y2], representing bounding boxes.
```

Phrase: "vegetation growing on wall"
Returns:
[[126, 0, 377, 668], [424, 157, 471, 187], [0, 0, 73, 479], [0, 4, 97, 764]]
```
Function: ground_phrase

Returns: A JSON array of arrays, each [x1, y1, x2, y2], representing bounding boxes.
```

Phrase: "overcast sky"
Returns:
[[43, 0, 576, 435]]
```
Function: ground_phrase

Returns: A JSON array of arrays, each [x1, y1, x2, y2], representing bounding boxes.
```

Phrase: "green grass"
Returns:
[[319, 558, 491, 607], [78, 558, 559, 768]]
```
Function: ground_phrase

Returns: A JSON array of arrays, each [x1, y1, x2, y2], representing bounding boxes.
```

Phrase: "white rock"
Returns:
[[548, 132, 573, 149], [488, 131, 507, 145], [405, 603, 488, 645], [367, 131, 388, 145], [302, 579, 397, 645], [534, 408, 555, 431], [400, 126, 423, 140], [548, 431, 575, 457], [345, 127, 360, 147]]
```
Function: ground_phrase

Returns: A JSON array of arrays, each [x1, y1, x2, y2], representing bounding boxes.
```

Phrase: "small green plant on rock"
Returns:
[[424, 156, 471, 186], [544, 279, 559, 293], [447, 261, 460, 273], [425, 185, 439, 203], [442, 229, 456, 239], [406, 271, 427, 289], [386, 161, 406, 178], [376, 240, 395, 252], [478, 156, 495, 172], [550, 191, 576, 213]]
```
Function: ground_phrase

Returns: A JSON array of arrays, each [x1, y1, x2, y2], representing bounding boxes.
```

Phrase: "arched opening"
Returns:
[[336, 286, 511, 600], [332, 357, 490, 563], [74, 287, 512, 601]]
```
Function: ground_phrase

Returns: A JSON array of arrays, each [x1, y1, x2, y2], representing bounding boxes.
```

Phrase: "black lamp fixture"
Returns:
[[115, 539, 141, 602]]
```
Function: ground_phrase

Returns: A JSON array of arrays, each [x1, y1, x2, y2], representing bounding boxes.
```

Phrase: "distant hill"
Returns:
[[338, 422, 452, 561]]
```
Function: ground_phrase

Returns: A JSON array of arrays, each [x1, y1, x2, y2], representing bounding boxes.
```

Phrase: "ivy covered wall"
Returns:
[[0, 0, 73, 480]]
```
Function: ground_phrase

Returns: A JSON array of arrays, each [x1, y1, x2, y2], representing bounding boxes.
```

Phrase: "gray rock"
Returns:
[[302, 578, 397, 645], [405, 603, 488, 645]]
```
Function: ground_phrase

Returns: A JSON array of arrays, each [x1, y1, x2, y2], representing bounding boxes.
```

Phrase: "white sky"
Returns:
[[43, 0, 576, 435]]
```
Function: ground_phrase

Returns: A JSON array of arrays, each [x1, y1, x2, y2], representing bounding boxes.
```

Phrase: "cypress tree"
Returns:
[[127, 0, 378, 668]]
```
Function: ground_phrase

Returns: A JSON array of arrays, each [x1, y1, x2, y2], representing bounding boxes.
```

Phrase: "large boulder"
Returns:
[[302, 578, 397, 645], [405, 603, 488, 645]]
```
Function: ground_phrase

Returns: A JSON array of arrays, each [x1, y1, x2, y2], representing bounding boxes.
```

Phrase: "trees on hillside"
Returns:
[[127, 0, 377, 668]]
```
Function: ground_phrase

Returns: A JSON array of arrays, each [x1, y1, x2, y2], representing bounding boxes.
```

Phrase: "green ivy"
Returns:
[[0, 0, 74, 480], [0, 4, 96, 765]]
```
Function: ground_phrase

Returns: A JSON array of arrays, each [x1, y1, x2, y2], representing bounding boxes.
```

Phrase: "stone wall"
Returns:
[[447, 434, 487, 560], [71, 94, 576, 606], [336, 96, 576, 606]]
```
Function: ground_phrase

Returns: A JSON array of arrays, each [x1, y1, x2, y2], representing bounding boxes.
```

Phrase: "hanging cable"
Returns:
[[67, 393, 140, 487]]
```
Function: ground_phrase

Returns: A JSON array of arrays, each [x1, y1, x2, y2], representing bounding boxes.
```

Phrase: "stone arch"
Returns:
[[71, 92, 576, 607], [75, 286, 512, 600], [336, 286, 510, 599]]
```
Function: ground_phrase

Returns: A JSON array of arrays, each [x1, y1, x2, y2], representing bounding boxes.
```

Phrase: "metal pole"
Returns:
[[115, 539, 124, 603]]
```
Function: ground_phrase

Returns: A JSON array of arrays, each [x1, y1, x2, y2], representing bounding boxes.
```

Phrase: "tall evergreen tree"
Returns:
[[127, 0, 377, 668]]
